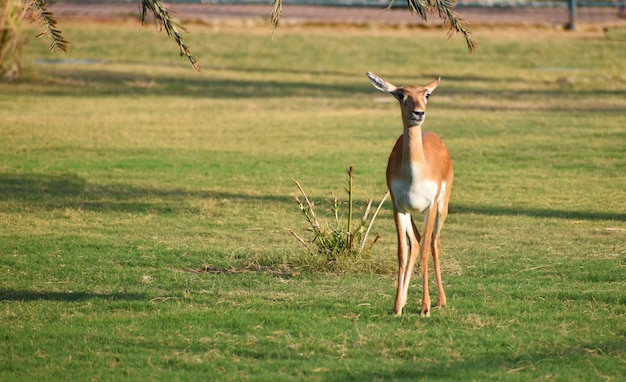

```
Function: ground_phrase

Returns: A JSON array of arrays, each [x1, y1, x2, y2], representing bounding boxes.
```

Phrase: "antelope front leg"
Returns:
[[394, 246, 407, 316], [393, 212, 410, 316], [419, 207, 438, 317], [395, 216, 421, 316]]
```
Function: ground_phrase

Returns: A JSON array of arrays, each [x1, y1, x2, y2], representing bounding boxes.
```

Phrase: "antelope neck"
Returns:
[[402, 124, 426, 170]]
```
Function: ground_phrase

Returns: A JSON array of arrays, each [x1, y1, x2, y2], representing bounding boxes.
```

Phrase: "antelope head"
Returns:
[[367, 72, 440, 127]]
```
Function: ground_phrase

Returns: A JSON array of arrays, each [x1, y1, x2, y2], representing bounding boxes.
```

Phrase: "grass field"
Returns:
[[1, 20, 625, 380]]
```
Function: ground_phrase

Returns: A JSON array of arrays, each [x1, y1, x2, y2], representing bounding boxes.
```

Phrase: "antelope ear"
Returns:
[[425, 77, 441, 95], [366, 72, 397, 94]]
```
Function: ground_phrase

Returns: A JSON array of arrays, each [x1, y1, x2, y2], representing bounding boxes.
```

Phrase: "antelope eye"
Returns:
[[395, 90, 405, 101], [425, 93, 431, 99]]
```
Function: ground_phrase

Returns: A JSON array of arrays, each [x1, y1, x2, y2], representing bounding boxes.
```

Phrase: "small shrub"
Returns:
[[288, 166, 388, 272]]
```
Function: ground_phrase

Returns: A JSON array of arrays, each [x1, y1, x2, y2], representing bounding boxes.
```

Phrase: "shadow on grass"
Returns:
[[0, 172, 292, 214], [2, 172, 623, 221], [450, 203, 626, 222], [26, 66, 370, 99], [0, 172, 86, 197], [19, 64, 626, 112], [30, 61, 500, 97], [0, 289, 147, 302]]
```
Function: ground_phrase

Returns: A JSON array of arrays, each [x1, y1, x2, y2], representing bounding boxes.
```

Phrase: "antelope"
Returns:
[[366, 72, 453, 317]]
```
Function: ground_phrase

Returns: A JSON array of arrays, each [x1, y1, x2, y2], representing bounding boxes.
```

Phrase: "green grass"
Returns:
[[1, 21, 625, 380]]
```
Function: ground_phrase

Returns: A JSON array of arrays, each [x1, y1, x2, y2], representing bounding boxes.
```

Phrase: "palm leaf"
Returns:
[[414, 0, 477, 52], [270, 0, 282, 37], [434, 0, 477, 51], [27, 0, 69, 53], [406, 0, 429, 21], [139, 0, 200, 72]]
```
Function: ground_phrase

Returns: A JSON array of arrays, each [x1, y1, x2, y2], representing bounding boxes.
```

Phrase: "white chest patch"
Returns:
[[390, 177, 439, 214]]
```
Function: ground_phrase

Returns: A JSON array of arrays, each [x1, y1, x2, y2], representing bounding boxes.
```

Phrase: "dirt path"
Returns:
[[49, 2, 626, 29]]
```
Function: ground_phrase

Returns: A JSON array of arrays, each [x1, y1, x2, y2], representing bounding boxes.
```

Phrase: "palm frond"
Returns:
[[139, 0, 200, 72], [270, 0, 282, 37], [28, 0, 69, 53], [407, 0, 429, 21], [407, 0, 477, 52], [384, 0, 397, 11], [434, 0, 478, 52]]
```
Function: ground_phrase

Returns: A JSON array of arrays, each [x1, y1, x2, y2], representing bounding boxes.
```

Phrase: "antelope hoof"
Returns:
[[421, 308, 430, 317], [438, 296, 447, 308]]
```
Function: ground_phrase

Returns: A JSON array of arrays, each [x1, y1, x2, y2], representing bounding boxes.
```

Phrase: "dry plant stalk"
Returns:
[[288, 168, 388, 262], [360, 191, 390, 252]]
